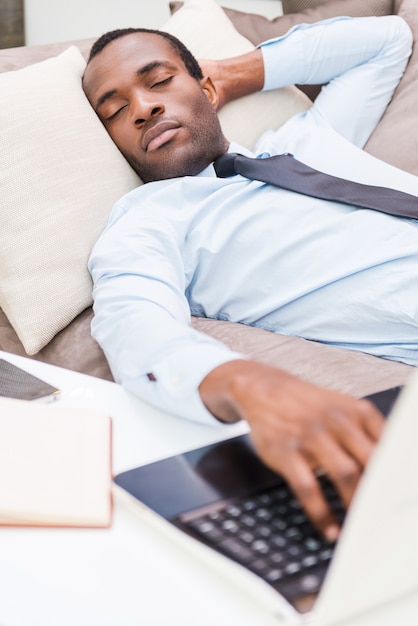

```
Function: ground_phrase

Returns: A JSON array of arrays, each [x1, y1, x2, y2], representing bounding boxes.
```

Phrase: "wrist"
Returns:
[[198, 359, 248, 423], [199, 358, 292, 424], [217, 49, 264, 107]]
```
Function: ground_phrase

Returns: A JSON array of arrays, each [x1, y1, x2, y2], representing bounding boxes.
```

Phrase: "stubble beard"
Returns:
[[126, 107, 228, 183]]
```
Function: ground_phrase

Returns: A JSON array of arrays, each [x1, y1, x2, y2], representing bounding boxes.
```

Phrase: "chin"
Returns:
[[135, 153, 212, 183]]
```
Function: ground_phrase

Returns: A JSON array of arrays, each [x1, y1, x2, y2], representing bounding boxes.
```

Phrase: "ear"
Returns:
[[200, 75, 221, 111]]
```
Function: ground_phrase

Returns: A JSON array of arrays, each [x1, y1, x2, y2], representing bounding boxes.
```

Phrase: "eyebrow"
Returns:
[[95, 60, 175, 112]]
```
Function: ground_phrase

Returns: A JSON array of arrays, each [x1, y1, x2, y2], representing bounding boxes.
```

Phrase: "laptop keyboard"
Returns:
[[176, 475, 345, 610]]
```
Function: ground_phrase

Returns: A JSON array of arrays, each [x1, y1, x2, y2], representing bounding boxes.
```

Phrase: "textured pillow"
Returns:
[[170, 0, 393, 46], [0, 47, 140, 355], [164, 0, 311, 149], [1, 0, 311, 355]]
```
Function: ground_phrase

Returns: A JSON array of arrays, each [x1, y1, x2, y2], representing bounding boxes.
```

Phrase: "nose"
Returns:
[[131, 90, 165, 125]]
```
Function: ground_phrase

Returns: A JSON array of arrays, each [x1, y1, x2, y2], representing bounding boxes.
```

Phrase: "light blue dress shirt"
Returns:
[[89, 15, 418, 424]]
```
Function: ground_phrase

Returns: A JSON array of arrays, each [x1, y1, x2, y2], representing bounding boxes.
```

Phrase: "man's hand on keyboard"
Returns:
[[199, 359, 385, 542]]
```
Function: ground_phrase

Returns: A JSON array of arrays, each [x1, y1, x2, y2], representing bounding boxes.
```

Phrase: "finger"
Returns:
[[306, 431, 362, 509], [321, 408, 379, 468], [280, 453, 340, 542], [356, 398, 386, 441]]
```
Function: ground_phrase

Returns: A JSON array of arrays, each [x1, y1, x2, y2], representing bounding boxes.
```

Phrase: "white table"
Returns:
[[1, 351, 418, 626]]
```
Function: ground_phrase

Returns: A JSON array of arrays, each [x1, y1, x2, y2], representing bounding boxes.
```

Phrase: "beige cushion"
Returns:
[[0, 47, 140, 354], [0, 0, 311, 355]]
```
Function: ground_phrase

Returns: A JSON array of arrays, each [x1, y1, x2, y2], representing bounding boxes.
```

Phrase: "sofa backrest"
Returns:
[[0, 38, 94, 73]]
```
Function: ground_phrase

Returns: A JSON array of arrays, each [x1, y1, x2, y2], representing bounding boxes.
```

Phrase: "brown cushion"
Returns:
[[364, 0, 418, 175], [0, 306, 113, 381], [217, 0, 418, 176], [282, 0, 392, 15], [191, 317, 413, 398], [1, 306, 413, 399], [0, 38, 95, 73]]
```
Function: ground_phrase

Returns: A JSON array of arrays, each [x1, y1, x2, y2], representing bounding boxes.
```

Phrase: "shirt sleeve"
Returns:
[[88, 196, 245, 426], [259, 15, 412, 147]]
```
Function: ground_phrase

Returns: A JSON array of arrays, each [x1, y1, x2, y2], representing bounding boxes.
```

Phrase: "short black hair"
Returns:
[[87, 27, 203, 81]]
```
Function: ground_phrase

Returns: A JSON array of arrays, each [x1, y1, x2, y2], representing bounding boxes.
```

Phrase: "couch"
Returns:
[[0, 0, 416, 401]]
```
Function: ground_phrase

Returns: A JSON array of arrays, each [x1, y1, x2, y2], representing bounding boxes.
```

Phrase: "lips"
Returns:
[[142, 121, 180, 152]]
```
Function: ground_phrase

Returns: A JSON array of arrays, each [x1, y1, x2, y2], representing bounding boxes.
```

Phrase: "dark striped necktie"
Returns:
[[214, 152, 418, 219]]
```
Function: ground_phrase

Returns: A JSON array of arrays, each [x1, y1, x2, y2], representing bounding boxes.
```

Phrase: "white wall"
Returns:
[[24, 0, 283, 46]]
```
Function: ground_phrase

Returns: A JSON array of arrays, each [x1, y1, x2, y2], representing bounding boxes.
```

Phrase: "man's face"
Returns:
[[83, 33, 228, 182]]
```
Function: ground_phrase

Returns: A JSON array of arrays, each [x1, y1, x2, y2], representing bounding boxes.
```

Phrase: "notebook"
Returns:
[[114, 380, 418, 624], [0, 396, 113, 527]]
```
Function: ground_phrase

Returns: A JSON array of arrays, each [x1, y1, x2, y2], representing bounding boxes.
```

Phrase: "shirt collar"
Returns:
[[197, 141, 256, 178]]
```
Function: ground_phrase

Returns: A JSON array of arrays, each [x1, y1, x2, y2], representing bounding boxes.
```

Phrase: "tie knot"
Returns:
[[213, 152, 239, 178]]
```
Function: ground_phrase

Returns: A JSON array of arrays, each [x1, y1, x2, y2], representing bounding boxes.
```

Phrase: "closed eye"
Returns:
[[105, 105, 127, 121], [152, 76, 174, 88]]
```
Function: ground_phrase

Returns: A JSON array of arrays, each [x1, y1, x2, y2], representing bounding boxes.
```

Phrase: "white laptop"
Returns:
[[114, 374, 418, 625]]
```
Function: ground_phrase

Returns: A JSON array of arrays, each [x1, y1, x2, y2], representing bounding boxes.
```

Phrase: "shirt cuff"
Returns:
[[121, 340, 247, 426], [258, 17, 351, 92]]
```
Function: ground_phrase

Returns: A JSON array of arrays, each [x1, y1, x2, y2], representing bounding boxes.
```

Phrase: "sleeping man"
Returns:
[[82, 15, 418, 538]]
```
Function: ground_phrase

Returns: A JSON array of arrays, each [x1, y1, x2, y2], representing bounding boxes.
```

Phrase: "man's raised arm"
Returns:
[[201, 15, 412, 146]]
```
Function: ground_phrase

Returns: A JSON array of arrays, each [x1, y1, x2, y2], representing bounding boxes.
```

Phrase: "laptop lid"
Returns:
[[312, 370, 418, 625]]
